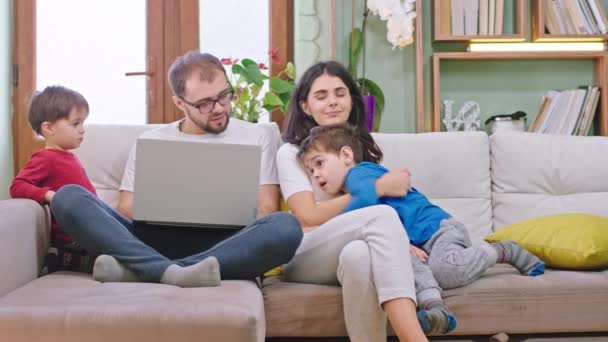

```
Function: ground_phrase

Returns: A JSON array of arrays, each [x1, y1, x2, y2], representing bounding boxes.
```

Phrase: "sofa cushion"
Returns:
[[443, 265, 608, 335], [373, 132, 492, 243], [263, 266, 608, 337], [486, 213, 608, 270], [491, 132, 608, 231], [0, 273, 265, 342], [77, 124, 162, 208], [0, 199, 49, 297]]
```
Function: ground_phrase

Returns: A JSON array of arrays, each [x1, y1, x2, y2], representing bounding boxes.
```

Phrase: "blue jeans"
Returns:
[[51, 184, 303, 283]]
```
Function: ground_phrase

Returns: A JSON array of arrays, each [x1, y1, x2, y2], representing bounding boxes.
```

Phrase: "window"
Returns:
[[12, 0, 292, 172]]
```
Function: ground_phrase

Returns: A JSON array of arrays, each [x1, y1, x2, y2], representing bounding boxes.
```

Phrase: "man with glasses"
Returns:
[[50, 51, 303, 287]]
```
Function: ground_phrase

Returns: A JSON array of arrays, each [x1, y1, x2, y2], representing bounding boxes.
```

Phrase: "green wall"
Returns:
[[331, 0, 603, 133], [1, 0, 13, 200], [333, 0, 417, 133]]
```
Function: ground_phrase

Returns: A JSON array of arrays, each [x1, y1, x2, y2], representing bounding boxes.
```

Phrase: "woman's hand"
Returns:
[[375, 168, 411, 197], [409, 244, 428, 264]]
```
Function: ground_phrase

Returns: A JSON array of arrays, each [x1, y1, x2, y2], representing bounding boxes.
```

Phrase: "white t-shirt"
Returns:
[[276, 143, 333, 203], [120, 119, 280, 192]]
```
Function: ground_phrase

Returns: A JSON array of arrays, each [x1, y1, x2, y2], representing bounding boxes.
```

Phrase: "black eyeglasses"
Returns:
[[180, 88, 234, 114]]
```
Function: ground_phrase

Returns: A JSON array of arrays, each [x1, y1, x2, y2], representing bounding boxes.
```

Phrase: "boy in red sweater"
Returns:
[[10, 85, 96, 273]]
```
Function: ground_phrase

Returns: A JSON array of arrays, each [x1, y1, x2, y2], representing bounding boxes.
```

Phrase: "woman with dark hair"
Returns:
[[277, 61, 427, 342]]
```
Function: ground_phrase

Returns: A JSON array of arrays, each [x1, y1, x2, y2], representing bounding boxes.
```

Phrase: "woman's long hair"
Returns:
[[282, 61, 382, 163]]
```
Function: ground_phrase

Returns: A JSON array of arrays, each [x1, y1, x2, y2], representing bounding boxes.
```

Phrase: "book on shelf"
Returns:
[[443, 0, 510, 36], [531, 86, 600, 135], [564, 0, 586, 34], [451, 0, 466, 35], [488, 0, 496, 34], [494, 0, 504, 35], [464, 0, 479, 35], [440, 0, 452, 35], [562, 89, 587, 134], [544, 0, 608, 34], [588, 0, 608, 33], [546, 90, 569, 133], [528, 95, 552, 132], [578, 0, 600, 34], [536, 90, 561, 133], [479, 0, 489, 35], [546, 0, 566, 34], [572, 86, 593, 134], [576, 87, 600, 135]]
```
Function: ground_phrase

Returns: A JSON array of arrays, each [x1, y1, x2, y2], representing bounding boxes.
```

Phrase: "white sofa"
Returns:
[[1, 124, 607, 341]]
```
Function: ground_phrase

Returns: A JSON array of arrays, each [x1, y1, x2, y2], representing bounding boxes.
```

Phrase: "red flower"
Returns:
[[221, 58, 239, 65], [258, 63, 269, 70], [268, 46, 280, 64]]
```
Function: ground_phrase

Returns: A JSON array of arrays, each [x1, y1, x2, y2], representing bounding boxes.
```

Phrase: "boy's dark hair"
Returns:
[[28, 85, 89, 136], [168, 51, 228, 98], [297, 124, 364, 164]]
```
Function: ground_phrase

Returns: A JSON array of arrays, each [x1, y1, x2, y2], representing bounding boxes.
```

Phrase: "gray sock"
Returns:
[[93, 254, 141, 283], [492, 241, 545, 276], [160, 256, 221, 287], [417, 302, 458, 336]]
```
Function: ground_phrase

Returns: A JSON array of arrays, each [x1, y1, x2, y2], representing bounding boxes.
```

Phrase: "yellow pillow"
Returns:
[[264, 266, 283, 277], [485, 214, 608, 270]]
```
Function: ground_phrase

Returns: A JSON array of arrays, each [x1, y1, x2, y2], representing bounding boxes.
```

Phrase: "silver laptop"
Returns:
[[133, 137, 261, 229]]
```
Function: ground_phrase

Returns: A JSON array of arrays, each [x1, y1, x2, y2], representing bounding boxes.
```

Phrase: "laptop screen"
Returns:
[[133, 138, 261, 229]]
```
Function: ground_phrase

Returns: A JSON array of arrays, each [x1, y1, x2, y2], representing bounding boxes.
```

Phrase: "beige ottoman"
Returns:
[[0, 273, 265, 342]]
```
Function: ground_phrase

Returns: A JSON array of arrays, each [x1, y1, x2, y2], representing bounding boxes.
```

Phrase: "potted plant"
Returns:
[[349, 0, 416, 132], [222, 48, 295, 123]]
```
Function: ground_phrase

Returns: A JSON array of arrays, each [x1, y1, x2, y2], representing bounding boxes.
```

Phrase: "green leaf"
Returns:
[[232, 59, 265, 87], [358, 78, 385, 131], [239, 90, 251, 103], [270, 78, 295, 94], [278, 91, 291, 105], [348, 28, 363, 77], [285, 62, 296, 80], [231, 64, 244, 74], [263, 92, 283, 107], [242, 64, 265, 87], [241, 58, 257, 68]]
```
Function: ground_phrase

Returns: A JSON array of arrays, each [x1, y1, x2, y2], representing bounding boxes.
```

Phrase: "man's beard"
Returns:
[[187, 110, 230, 134]]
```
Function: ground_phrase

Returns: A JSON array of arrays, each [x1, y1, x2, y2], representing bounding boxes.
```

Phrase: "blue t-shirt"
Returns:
[[343, 162, 450, 246]]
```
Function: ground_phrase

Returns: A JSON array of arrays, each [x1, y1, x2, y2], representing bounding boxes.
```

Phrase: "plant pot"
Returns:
[[363, 95, 375, 132]]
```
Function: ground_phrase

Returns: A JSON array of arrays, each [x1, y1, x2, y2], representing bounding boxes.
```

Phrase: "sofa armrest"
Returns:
[[0, 199, 50, 296]]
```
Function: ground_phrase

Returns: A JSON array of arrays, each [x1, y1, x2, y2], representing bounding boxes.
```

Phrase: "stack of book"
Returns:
[[443, 0, 505, 35], [529, 86, 600, 135], [544, 0, 608, 35]]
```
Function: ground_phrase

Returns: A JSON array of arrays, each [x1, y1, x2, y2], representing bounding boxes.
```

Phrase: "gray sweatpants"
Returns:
[[412, 218, 497, 299]]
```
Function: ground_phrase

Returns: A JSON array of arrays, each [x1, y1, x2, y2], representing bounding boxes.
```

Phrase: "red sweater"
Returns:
[[10, 149, 97, 244]]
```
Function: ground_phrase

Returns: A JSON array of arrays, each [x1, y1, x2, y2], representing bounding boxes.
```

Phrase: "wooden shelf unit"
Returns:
[[432, 52, 608, 135], [532, 0, 608, 42], [433, 0, 526, 42]]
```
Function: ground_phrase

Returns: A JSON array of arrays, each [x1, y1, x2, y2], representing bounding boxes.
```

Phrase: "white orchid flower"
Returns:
[[367, 0, 395, 20], [387, 11, 415, 48], [367, 0, 416, 49]]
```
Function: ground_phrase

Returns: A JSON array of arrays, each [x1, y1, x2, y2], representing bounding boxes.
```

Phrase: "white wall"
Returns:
[[0, 0, 13, 200]]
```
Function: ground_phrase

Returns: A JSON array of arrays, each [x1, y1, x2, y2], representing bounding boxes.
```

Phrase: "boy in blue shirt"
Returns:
[[297, 124, 545, 336]]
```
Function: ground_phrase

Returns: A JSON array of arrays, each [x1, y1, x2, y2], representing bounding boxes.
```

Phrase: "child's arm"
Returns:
[[343, 165, 412, 213], [10, 153, 53, 204], [342, 164, 385, 212]]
